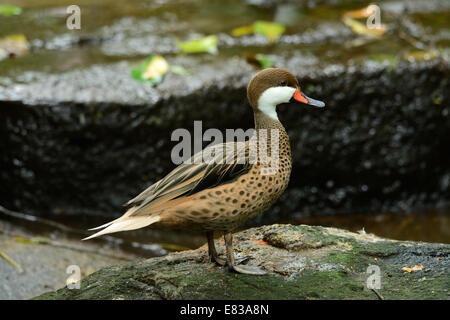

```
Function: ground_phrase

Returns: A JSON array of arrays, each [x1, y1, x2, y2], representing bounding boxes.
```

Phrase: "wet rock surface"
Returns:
[[1, 59, 449, 222], [0, 0, 449, 222], [35, 224, 450, 300]]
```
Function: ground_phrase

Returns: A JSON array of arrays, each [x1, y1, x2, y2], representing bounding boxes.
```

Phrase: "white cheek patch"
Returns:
[[258, 86, 296, 121]]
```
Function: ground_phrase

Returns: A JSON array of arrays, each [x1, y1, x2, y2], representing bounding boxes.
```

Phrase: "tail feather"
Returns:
[[87, 205, 142, 231], [82, 215, 160, 240], [88, 221, 115, 231]]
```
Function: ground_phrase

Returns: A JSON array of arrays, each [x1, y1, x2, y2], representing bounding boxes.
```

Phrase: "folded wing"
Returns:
[[83, 140, 252, 240]]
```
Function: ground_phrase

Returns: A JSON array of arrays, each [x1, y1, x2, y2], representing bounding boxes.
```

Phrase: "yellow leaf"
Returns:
[[0, 34, 29, 59], [253, 21, 285, 42], [231, 25, 254, 37], [342, 17, 386, 38], [402, 266, 412, 273], [14, 237, 35, 244], [402, 265, 424, 273], [142, 55, 168, 80]]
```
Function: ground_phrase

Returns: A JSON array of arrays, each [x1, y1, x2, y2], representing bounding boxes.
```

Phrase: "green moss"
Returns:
[[327, 253, 353, 264], [34, 225, 450, 300]]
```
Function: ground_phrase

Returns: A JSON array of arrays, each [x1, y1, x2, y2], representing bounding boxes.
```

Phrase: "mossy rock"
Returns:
[[35, 224, 450, 300]]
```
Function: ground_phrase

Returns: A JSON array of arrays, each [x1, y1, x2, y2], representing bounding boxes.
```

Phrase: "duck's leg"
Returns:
[[224, 232, 266, 275], [206, 232, 249, 266], [206, 231, 226, 266]]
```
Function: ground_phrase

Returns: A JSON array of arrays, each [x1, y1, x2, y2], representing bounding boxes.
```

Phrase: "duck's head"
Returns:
[[247, 68, 325, 120]]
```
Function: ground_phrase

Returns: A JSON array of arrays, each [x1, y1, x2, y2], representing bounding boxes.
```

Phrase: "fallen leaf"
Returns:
[[245, 53, 274, 69], [256, 239, 268, 245], [342, 4, 387, 38], [0, 5, 22, 16], [342, 17, 386, 38], [14, 237, 35, 244], [231, 25, 254, 37], [0, 34, 30, 60], [253, 21, 285, 42], [15, 236, 50, 245], [176, 35, 218, 54], [131, 55, 168, 85], [32, 237, 51, 244], [142, 55, 168, 80], [402, 266, 412, 273], [402, 265, 424, 273]]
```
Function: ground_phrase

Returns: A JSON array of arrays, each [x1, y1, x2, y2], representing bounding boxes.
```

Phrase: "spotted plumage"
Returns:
[[84, 68, 325, 275]]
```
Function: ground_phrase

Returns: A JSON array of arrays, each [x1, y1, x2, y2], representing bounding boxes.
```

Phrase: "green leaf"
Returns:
[[255, 54, 273, 68], [253, 21, 285, 42], [245, 53, 274, 69], [15, 236, 50, 245], [0, 5, 22, 16], [31, 237, 51, 244], [176, 35, 218, 54]]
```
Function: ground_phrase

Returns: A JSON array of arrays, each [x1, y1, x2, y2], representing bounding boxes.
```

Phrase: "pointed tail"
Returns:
[[82, 215, 160, 240]]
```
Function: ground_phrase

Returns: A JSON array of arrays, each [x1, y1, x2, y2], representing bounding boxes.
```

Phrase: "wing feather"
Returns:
[[128, 140, 251, 216], [84, 140, 253, 239]]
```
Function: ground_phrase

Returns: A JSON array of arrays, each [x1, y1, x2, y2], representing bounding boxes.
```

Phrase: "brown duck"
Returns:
[[84, 68, 325, 275]]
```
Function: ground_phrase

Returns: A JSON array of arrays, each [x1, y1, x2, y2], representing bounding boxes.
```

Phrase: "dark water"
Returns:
[[284, 208, 450, 244], [2, 207, 449, 260]]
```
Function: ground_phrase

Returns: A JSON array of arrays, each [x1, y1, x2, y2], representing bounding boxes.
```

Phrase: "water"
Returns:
[[285, 208, 450, 244], [2, 207, 449, 262]]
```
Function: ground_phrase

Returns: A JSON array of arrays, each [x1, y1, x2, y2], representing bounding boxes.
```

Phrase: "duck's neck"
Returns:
[[254, 109, 285, 131], [253, 109, 291, 161]]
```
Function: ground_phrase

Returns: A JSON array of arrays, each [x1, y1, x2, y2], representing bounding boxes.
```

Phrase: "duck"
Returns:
[[83, 68, 325, 275]]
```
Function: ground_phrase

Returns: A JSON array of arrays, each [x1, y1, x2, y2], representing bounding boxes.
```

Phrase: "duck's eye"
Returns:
[[279, 80, 287, 86]]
